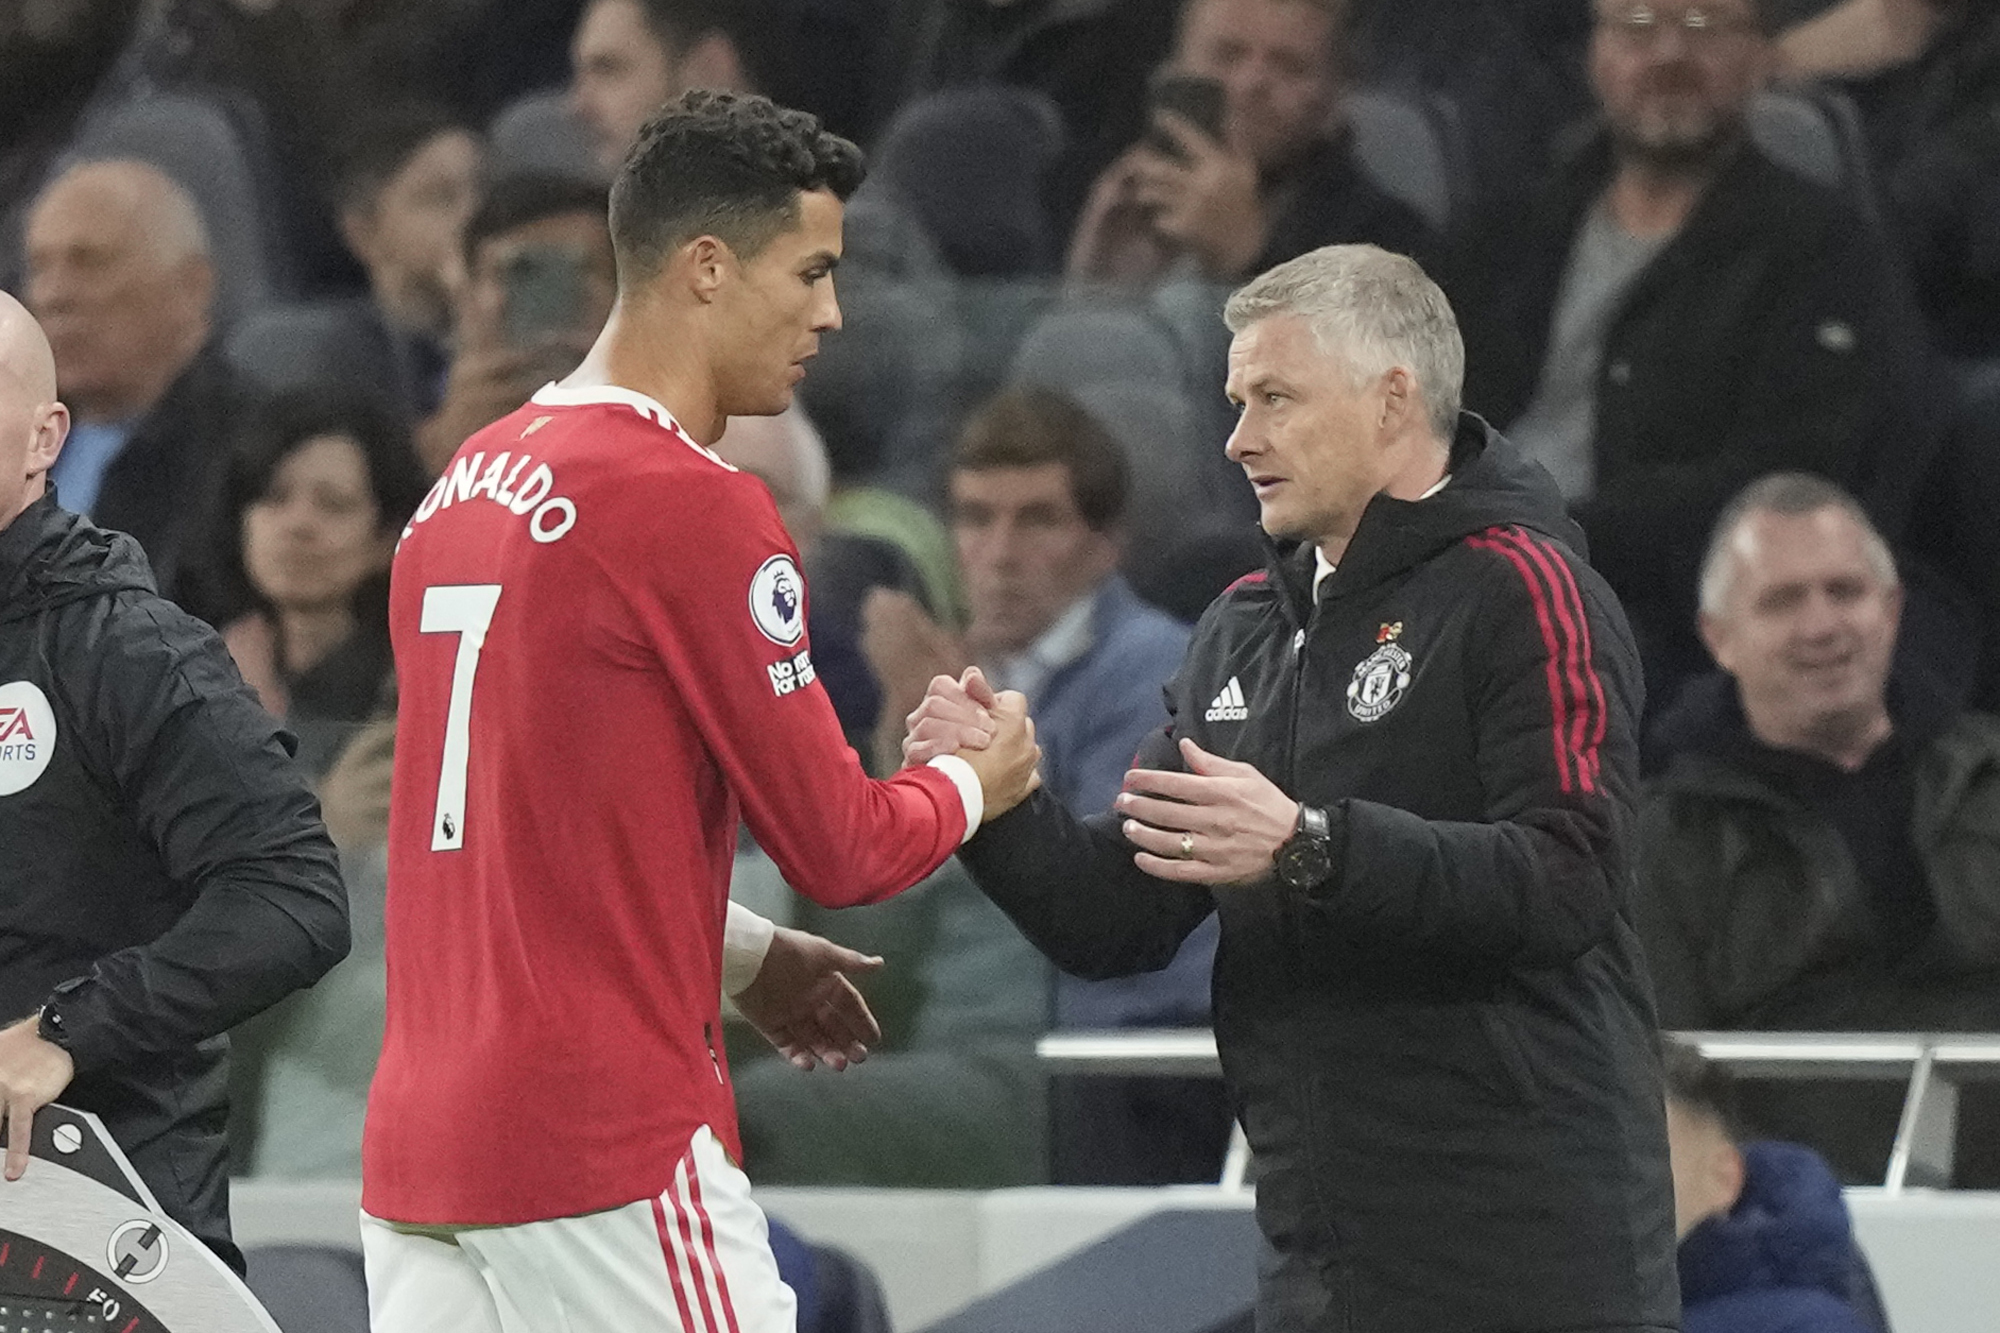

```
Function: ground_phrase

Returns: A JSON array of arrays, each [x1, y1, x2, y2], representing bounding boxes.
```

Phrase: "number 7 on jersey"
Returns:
[[421, 584, 503, 851]]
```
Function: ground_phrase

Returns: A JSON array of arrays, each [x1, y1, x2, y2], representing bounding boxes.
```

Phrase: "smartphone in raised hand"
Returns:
[[1143, 72, 1227, 161], [500, 245, 593, 347]]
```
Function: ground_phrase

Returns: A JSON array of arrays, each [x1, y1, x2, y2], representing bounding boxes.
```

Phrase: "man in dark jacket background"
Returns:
[[0, 291, 350, 1272], [903, 245, 1678, 1332], [1449, 0, 1934, 713], [1637, 472, 2000, 1185]]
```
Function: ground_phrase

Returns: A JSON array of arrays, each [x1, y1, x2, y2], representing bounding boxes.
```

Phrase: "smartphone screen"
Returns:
[[1144, 73, 1227, 160], [500, 245, 592, 346]]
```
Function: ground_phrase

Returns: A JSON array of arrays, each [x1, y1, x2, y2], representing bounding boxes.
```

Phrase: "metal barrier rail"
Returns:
[[1037, 1030, 2000, 1194]]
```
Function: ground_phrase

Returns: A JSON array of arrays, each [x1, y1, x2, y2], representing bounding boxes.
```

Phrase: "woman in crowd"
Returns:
[[211, 389, 430, 777]]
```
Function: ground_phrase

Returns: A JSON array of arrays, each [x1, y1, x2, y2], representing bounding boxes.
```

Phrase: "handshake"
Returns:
[[900, 667, 1043, 822]]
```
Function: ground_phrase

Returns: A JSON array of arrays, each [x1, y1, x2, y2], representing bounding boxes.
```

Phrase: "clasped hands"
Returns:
[[903, 671, 1299, 885]]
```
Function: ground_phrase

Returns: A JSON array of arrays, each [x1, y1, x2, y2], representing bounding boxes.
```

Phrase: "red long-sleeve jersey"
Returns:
[[362, 385, 972, 1225]]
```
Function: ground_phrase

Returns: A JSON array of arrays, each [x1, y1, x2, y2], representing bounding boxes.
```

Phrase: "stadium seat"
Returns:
[[243, 1244, 370, 1333], [1010, 300, 1195, 394], [808, 1243, 894, 1333], [1346, 87, 1458, 233], [488, 89, 603, 183], [866, 86, 1066, 279], [1748, 85, 1881, 222], [63, 91, 281, 323], [224, 299, 408, 405]]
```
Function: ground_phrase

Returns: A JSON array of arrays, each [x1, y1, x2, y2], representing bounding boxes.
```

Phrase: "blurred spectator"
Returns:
[[206, 390, 430, 778], [417, 174, 615, 475], [24, 158, 247, 617], [331, 103, 486, 417], [567, 0, 806, 177], [95, 0, 350, 295], [1637, 474, 2000, 1184], [864, 387, 1225, 1184], [1779, 0, 2000, 358], [0, 0, 139, 273], [1663, 1040, 1885, 1333], [879, 0, 1180, 238], [323, 0, 585, 127], [1451, 0, 1933, 712], [1067, 0, 1433, 287], [711, 407, 935, 759], [1347, 0, 1595, 209]]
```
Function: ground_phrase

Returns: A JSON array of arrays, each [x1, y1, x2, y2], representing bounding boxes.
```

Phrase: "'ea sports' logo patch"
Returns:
[[0, 681, 57, 795], [748, 554, 807, 647], [1346, 622, 1413, 723]]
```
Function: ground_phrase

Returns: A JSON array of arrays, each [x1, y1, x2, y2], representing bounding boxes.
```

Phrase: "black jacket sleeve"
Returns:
[[961, 722, 1216, 982], [53, 593, 350, 1074], [1298, 547, 1644, 968]]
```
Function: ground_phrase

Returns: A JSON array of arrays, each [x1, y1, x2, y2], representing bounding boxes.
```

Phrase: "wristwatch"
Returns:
[[35, 977, 89, 1051], [1274, 803, 1333, 893]]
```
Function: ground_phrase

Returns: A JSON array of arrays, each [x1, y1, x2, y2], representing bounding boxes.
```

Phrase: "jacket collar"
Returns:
[[1259, 414, 1585, 622], [0, 493, 69, 607], [0, 492, 156, 622]]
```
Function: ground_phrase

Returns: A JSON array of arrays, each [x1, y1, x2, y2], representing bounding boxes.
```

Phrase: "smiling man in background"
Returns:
[[1636, 471, 2000, 1185]]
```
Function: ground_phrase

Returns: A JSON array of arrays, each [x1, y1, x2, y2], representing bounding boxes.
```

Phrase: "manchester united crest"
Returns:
[[1346, 622, 1413, 722]]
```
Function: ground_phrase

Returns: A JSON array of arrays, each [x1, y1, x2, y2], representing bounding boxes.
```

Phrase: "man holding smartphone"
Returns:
[[1069, 0, 1431, 284], [418, 175, 619, 475]]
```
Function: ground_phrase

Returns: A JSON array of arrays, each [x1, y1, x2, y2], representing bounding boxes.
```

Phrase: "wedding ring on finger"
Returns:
[[1179, 831, 1195, 860]]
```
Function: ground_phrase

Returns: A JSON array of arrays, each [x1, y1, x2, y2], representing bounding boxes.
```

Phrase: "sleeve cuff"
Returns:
[[927, 753, 984, 844], [722, 901, 777, 996]]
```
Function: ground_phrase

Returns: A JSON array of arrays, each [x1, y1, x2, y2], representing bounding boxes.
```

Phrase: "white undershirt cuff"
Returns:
[[928, 754, 985, 844], [722, 901, 777, 996]]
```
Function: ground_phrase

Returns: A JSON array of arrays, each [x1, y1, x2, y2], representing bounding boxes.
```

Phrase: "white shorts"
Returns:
[[363, 1126, 796, 1333]]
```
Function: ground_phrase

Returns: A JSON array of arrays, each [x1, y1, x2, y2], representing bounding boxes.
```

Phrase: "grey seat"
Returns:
[[225, 299, 406, 402], [243, 1244, 370, 1333], [63, 91, 279, 323], [1346, 87, 1456, 233], [488, 89, 603, 183], [1010, 300, 1195, 394], [1749, 87, 1846, 186]]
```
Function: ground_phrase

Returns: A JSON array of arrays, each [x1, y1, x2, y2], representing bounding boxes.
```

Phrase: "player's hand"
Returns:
[[1129, 114, 1270, 280], [961, 687, 1043, 819], [902, 666, 999, 766], [733, 927, 885, 1072], [1115, 737, 1299, 884], [0, 1016, 75, 1181]]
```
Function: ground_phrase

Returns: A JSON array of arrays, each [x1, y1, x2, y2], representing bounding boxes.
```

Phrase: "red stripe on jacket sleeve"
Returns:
[[1494, 527, 1604, 795], [1526, 530, 1610, 787], [1466, 533, 1576, 793], [1473, 526, 1612, 794]]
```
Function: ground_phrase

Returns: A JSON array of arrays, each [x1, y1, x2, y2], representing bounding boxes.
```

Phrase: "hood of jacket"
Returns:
[[1679, 1140, 1858, 1308], [1262, 413, 1587, 616], [0, 492, 158, 625]]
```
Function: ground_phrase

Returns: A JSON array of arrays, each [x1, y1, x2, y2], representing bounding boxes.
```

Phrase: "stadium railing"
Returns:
[[1036, 1029, 2000, 1192]]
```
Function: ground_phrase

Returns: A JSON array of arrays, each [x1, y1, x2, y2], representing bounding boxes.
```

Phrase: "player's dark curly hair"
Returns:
[[610, 90, 864, 285]]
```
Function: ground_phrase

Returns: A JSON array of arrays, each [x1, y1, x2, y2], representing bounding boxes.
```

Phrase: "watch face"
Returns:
[[1279, 837, 1332, 890]]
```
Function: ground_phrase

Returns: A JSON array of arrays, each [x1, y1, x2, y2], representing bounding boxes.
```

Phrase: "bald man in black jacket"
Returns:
[[0, 292, 349, 1274]]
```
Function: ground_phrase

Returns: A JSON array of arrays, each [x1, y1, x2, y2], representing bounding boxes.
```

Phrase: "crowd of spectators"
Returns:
[[5, 0, 1998, 1191]]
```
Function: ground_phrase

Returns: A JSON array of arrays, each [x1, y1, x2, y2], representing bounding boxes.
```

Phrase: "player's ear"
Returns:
[[685, 235, 730, 304]]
